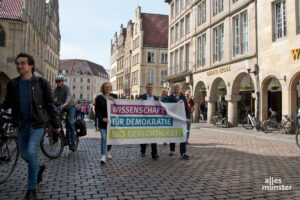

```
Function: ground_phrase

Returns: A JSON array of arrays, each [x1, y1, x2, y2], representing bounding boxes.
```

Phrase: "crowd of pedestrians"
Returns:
[[1, 53, 196, 200]]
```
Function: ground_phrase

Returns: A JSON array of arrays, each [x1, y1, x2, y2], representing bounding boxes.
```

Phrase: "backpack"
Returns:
[[75, 119, 87, 137]]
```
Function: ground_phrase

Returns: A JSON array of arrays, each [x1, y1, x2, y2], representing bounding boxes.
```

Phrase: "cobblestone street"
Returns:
[[1, 121, 300, 200]]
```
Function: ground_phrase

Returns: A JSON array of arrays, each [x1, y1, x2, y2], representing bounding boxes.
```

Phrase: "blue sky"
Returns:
[[59, 0, 169, 70]]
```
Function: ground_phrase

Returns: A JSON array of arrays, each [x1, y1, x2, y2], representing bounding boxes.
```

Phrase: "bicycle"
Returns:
[[212, 114, 228, 128], [241, 111, 262, 131], [0, 109, 19, 184], [40, 107, 79, 159], [262, 110, 292, 134]]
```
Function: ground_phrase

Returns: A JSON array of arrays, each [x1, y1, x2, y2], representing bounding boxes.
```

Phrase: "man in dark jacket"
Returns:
[[139, 83, 159, 160], [166, 83, 191, 159], [3, 53, 60, 200]]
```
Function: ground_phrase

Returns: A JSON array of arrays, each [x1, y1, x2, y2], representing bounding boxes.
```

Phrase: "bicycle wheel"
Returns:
[[40, 128, 64, 159], [242, 117, 253, 130], [0, 136, 19, 184], [283, 120, 297, 134], [296, 129, 300, 149], [262, 120, 276, 133]]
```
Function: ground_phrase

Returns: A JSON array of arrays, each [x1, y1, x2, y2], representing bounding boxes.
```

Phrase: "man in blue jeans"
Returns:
[[54, 75, 77, 151], [3, 53, 60, 200]]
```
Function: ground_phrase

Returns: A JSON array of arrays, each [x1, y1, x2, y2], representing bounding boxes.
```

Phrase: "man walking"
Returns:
[[3, 53, 60, 200], [166, 83, 191, 159], [160, 88, 169, 102], [139, 83, 159, 160], [53, 75, 77, 151]]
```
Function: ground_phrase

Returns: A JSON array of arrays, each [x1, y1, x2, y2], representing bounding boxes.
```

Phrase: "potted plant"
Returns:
[[269, 84, 280, 90]]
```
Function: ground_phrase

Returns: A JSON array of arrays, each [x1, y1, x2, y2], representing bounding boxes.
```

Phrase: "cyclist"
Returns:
[[53, 75, 77, 151]]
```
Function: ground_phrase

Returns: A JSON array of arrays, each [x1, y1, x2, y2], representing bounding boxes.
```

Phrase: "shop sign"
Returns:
[[291, 48, 300, 60], [207, 66, 231, 76]]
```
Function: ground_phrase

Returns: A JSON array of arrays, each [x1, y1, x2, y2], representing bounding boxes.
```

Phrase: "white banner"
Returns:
[[107, 99, 187, 145]]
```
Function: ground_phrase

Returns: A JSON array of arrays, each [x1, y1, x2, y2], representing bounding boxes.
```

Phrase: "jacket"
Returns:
[[4, 76, 60, 129], [95, 93, 118, 129], [139, 93, 159, 101], [166, 92, 191, 119], [53, 85, 75, 108]]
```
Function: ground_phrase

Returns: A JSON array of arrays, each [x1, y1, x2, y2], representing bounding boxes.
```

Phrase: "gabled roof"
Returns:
[[0, 0, 23, 20], [141, 13, 168, 48], [60, 59, 108, 78]]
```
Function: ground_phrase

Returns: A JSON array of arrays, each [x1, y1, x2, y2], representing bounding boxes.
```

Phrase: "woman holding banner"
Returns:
[[95, 82, 117, 164]]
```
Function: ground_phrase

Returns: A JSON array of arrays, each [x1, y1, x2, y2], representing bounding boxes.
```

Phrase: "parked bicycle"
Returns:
[[241, 111, 262, 131], [40, 107, 79, 159], [262, 109, 295, 134], [212, 114, 228, 128], [0, 109, 19, 184]]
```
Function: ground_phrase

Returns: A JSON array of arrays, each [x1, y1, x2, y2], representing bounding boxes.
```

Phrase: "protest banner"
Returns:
[[107, 99, 187, 145]]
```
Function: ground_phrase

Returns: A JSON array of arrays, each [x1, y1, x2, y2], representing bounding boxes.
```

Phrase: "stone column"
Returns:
[[225, 95, 241, 126], [205, 96, 217, 124]]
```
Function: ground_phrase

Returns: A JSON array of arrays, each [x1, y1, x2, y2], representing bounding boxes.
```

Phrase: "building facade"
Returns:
[[110, 33, 118, 94], [0, 0, 60, 100], [110, 7, 169, 98], [165, 0, 257, 126], [60, 59, 109, 102]]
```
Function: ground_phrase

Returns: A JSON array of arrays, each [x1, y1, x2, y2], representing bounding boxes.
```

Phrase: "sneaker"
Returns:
[[100, 155, 106, 164], [24, 189, 38, 200], [141, 152, 146, 157], [181, 154, 191, 160], [107, 152, 112, 159], [169, 151, 174, 157], [37, 164, 46, 185]]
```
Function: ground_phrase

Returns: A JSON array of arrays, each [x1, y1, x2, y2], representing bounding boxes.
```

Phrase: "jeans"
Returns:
[[170, 142, 186, 155], [140, 144, 157, 156], [58, 106, 76, 144], [18, 127, 44, 190], [100, 129, 112, 155], [187, 121, 191, 142]]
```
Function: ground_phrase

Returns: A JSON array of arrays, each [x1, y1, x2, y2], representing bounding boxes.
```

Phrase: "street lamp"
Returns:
[[245, 60, 257, 75]]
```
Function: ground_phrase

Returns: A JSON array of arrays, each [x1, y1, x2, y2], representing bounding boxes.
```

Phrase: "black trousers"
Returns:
[[140, 144, 157, 156], [170, 142, 186, 155]]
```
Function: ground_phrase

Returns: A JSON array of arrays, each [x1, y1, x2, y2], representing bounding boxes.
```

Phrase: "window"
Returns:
[[147, 52, 155, 63], [176, 0, 180, 15], [180, 19, 184, 37], [87, 86, 90, 90], [132, 71, 139, 85], [180, 47, 184, 72], [186, 44, 190, 70], [171, 27, 175, 43], [213, 24, 224, 62], [297, 0, 300, 33], [80, 78, 83, 82], [0, 27, 5, 46], [80, 86, 83, 90], [186, 0, 191, 4], [147, 69, 155, 84], [87, 94, 90, 100], [233, 0, 238, 3], [213, 0, 224, 16], [133, 54, 139, 65], [133, 37, 139, 49], [197, 34, 206, 67], [161, 53, 168, 64], [87, 78, 90, 83], [274, 0, 286, 39], [233, 12, 248, 56], [73, 85, 76, 90], [171, 3, 175, 19], [80, 94, 83, 99], [170, 53, 174, 75], [186, 14, 190, 34], [175, 50, 179, 73], [180, 0, 185, 10], [65, 78, 68, 83], [198, 1, 206, 26], [161, 70, 168, 84], [175, 23, 179, 40]]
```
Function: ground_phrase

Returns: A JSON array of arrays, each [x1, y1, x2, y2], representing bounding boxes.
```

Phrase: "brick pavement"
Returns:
[[0, 120, 300, 199]]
